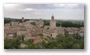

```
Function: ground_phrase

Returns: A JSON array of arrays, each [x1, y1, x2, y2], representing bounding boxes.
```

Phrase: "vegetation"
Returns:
[[56, 22, 61, 27], [4, 18, 12, 24], [61, 21, 84, 28], [43, 20, 50, 26], [39, 33, 44, 38], [31, 22, 36, 25], [4, 37, 21, 49], [4, 17, 30, 24], [43, 20, 84, 27], [4, 33, 84, 49]]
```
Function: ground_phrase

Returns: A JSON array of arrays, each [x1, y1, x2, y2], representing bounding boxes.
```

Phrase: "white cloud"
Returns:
[[18, 8, 36, 11], [67, 4, 78, 7], [4, 4, 18, 8], [4, 4, 20, 10], [53, 4, 66, 7], [25, 8, 35, 11], [53, 4, 78, 8]]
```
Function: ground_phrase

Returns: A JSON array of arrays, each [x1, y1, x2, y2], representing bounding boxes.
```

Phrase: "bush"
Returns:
[[31, 22, 36, 25], [4, 37, 21, 49]]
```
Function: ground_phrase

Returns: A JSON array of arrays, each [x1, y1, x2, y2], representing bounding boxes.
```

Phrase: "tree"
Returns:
[[61, 21, 84, 27], [4, 33, 84, 49], [31, 22, 36, 25], [4, 37, 21, 49], [39, 33, 43, 38], [43, 20, 50, 26]]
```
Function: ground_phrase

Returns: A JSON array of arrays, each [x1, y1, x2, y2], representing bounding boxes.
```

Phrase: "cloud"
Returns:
[[53, 4, 79, 8], [53, 4, 66, 7], [4, 4, 19, 8], [4, 4, 84, 20], [18, 8, 36, 11], [34, 12, 42, 14], [17, 4, 83, 12]]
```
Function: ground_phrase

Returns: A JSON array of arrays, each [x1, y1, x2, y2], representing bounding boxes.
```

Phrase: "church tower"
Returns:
[[50, 15, 56, 29], [22, 17, 24, 22], [51, 15, 54, 21]]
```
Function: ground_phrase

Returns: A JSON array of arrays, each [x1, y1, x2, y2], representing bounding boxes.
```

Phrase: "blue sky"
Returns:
[[4, 4, 84, 20]]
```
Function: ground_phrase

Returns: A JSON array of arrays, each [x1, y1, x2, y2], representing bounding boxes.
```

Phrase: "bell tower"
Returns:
[[50, 15, 56, 29], [51, 15, 54, 21], [22, 17, 24, 22]]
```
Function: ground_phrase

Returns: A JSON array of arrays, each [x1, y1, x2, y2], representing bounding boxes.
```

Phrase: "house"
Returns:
[[65, 27, 74, 35], [33, 36, 42, 44]]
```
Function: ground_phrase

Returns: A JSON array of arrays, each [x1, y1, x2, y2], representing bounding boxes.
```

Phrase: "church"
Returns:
[[50, 15, 56, 29]]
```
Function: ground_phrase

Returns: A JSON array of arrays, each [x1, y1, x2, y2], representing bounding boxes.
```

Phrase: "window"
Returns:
[[51, 34, 52, 36], [47, 28, 49, 29], [8, 34, 14, 37]]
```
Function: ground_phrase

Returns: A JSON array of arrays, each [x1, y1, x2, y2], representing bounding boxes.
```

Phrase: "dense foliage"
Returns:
[[61, 21, 84, 28], [4, 18, 12, 24], [4, 18, 30, 24], [43, 20, 84, 27], [43, 20, 50, 26], [4, 33, 84, 49], [4, 37, 21, 49]]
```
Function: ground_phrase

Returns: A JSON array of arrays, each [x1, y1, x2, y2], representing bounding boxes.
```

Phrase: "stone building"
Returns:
[[10, 21, 20, 26], [22, 17, 24, 22], [4, 26, 19, 39], [4, 16, 84, 42], [4, 22, 27, 39], [65, 27, 74, 35], [78, 27, 84, 37], [35, 19, 44, 27], [50, 15, 56, 29]]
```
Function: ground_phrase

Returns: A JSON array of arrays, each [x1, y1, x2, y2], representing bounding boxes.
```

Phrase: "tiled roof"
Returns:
[[33, 37, 42, 44]]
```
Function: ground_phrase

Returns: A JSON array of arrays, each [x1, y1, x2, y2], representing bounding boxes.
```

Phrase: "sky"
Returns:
[[4, 4, 84, 20]]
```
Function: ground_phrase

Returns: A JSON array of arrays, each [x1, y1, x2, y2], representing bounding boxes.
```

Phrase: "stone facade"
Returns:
[[50, 15, 56, 29], [4, 16, 84, 41], [35, 19, 44, 27]]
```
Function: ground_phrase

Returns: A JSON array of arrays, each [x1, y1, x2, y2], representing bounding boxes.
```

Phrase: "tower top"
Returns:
[[22, 17, 24, 22], [51, 15, 54, 21], [22, 17, 24, 19]]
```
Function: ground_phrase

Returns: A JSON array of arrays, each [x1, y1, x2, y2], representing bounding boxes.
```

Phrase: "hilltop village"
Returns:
[[4, 15, 84, 44]]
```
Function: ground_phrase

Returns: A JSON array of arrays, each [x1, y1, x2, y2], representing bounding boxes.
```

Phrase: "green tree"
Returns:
[[4, 37, 21, 49], [31, 22, 36, 25]]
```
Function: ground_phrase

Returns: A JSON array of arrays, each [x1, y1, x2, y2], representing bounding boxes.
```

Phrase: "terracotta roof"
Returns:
[[33, 37, 42, 44]]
